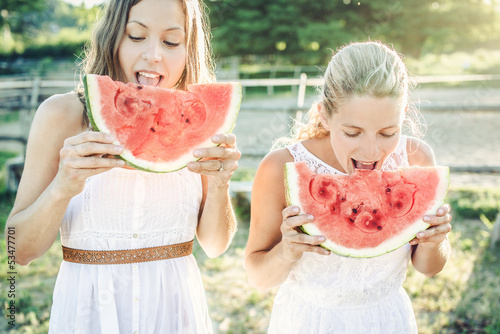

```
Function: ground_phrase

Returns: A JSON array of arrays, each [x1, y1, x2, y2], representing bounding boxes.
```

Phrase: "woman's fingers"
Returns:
[[213, 133, 237, 147], [54, 131, 126, 197], [410, 205, 453, 246], [280, 206, 330, 256], [187, 134, 241, 180]]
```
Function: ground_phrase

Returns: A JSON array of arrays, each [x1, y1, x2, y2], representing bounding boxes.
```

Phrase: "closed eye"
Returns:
[[128, 35, 144, 42], [344, 132, 360, 138], [380, 132, 397, 138], [163, 41, 180, 47]]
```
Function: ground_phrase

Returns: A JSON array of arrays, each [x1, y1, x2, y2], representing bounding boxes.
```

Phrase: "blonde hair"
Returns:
[[275, 41, 423, 147], [78, 0, 215, 124]]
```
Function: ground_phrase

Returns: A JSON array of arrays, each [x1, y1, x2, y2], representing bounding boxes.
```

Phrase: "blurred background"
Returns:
[[0, 0, 499, 333]]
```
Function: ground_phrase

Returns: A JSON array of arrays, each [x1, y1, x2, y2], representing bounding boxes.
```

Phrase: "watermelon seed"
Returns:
[[377, 226, 383, 230], [386, 187, 391, 192], [138, 86, 143, 90], [150, 127, 156, 132], [352, 208, 358, 214], [349, 218, 354, 223], [185, 119, 190, 123], [373, 209, 377, 214]]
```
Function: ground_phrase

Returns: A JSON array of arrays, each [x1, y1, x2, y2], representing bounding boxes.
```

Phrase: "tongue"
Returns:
[[355, 160, 375, 170], [137, 74, 160, 87]]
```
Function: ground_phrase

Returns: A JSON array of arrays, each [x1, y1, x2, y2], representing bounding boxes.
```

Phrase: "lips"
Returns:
[[135, 71, 163, 87], [352, 159, 377, 171]]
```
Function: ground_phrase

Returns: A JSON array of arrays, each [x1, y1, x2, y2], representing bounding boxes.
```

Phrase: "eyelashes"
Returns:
[[127, 35, 180, 47], [343, 132, 397, 138]]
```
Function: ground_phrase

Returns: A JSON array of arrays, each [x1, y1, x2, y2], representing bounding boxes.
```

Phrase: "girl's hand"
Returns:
[[187, 134, 241, 185], [54, 131, 125, 198], [280, 205, 330, 262], [410, 204, 452, 247]]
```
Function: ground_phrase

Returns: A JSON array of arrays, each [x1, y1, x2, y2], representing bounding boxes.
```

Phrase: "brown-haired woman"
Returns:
[[5, 1, 240, 332]]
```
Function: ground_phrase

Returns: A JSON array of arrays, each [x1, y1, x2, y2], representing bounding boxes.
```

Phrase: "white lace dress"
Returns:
[[268, 136, 418, 334], [48, 167, 213, 334]]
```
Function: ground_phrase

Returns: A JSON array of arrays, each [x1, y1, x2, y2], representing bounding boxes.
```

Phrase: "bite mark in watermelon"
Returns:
[[84, 74, 241, 172], [285, 162, 450, 258]]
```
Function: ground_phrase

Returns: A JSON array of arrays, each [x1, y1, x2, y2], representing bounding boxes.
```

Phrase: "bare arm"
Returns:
[[5, 93, 125, 265], [407, 137, 452, 277], [244, 149, 329, 291], [187, 134, 241, 258]]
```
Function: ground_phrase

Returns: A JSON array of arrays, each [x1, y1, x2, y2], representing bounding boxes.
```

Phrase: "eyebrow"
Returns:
[[342, 124, 399, 130], [127, 20, 184, 32]]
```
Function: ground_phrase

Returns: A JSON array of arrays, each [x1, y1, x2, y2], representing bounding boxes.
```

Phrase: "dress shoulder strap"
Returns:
[[381, 135, 409, 171], [285, 142, 345, 175]]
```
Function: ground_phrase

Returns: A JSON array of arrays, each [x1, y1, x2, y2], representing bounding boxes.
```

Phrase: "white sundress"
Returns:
[[49, 167, 213, 334], [268, 135, 419, 334]]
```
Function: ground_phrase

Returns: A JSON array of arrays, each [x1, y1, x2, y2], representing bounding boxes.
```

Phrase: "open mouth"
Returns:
[[135, 72, 164, 87], [352, 159, 377, 171]]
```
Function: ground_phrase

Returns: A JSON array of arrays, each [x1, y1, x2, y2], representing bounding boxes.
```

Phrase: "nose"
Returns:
[[361, 137, 381, 160], [142, 40, 162, 63]]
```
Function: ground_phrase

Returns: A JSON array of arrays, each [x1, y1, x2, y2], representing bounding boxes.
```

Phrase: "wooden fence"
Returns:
[[1, 74, 500, 193]]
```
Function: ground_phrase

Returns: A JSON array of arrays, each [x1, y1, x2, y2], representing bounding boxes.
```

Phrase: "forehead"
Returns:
[[129, 0, 185, 29], [334, 96, 404, 128]]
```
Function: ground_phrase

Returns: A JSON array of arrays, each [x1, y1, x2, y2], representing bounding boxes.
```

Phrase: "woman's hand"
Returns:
[[54, 131, 125, 198], [187, 134, 241, 186], [410, 204, 452, 247], [280, 205, 330, 262]]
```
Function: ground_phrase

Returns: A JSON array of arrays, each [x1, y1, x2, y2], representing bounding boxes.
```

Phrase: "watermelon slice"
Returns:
[[285, 162, 449, 258], [84, 74, 241, 172]]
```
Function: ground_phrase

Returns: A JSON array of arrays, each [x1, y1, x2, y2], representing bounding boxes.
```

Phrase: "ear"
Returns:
[[318, 102, 330, 127]]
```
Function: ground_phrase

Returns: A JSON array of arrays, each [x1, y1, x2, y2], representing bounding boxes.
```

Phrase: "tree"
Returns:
[[1, 0, 52, 37], [345, 0, 497, 57], [207, 0, 499, 62], [207, 0, 358, 64]]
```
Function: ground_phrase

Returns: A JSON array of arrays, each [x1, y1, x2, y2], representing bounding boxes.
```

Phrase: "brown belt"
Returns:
[[62, 240, 193, 265]]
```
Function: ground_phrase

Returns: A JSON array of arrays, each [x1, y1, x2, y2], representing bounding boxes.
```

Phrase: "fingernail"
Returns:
[[106, 134, 114, 142], [187, 162, 197, 169], [438, 209, 444, 215], [423, 216, 430, 222], [292, 207, 299, 213], [318, 236, 326, 242], [114, 146, 123, 153], [307, 215, 314, 220], [116, 159, 125, 166], [212, 135, 221, 142], [417, 232, 425, 238], [322, 250, 330, 255], [193, 150, 202, 157]]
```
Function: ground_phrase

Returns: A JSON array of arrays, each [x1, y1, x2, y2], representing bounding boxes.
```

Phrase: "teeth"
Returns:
[[139, 72, 159, 78], [360, 162, 374, 166]]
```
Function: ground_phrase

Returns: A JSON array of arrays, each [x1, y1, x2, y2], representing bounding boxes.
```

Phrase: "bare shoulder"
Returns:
[[406, 136, 436, 167], [35, 92, 85, 130], [10, 92, 87, 215], [256, 148, 294, 179], [252, 148, 294, 203]]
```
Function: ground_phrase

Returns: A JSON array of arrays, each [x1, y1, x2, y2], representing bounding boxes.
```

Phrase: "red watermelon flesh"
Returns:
[[285, 162, 449, 258], [84, 74, 241, 172]]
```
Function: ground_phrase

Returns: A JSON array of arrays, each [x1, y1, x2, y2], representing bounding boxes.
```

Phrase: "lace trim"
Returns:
[[62, 228, 195, 241]]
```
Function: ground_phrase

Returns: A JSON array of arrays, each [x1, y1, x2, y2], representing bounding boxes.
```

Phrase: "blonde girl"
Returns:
[[245, 41, 452, 334]]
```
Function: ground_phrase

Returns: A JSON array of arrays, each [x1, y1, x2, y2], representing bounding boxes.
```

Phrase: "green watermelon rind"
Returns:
[[84, 74, 242, 173], [284, 163, 450, 258]]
